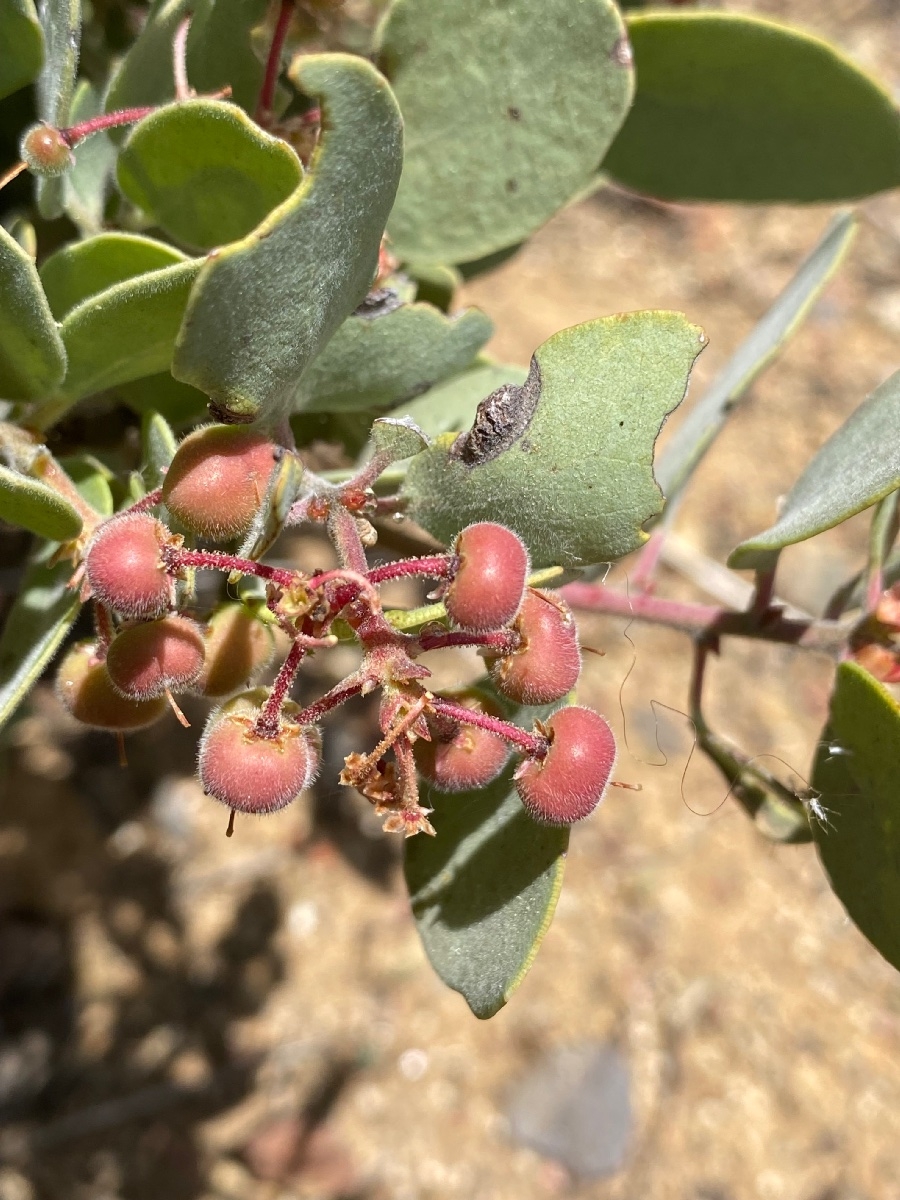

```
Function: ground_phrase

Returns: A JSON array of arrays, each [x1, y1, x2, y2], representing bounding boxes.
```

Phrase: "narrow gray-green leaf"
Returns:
[[293, 303, 493, 413], [389, 363, 529, 440], [173, 54, 403, 424], [377, 0, 633, 264], [729, 369, 900, 570], [0, 462, 82, 540], [0, 540, 81, 730], [62, 79, 116, 233], [58, 257, 201, 405], [35, 0, 81, 218], [0, 223, 67, 401], [0, 0, 44, 100], [812, 663, 900, 973], [403, 312, 705, 568], [406, 763, 568, 1019], [40, 232, 186, 319], [141, 409, 178, 491], [657, 212, 856, 508]]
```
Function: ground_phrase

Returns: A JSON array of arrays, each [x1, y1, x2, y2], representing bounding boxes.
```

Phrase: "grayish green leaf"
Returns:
[[0, 540, 81, 731], [141, 409, 178, 491], [62, 79, 116, 234], [403, 312, 705, 568], [0, 462, 82, 539], [293, 303, 493, 413], [604, 12, 900, 202], [370, 416, 428, 461], [0, 223, 67, 401], [657, 212, 857, 509], [812, 663, 900, 973], [117, 100, 302, 251], [40, 232, 186, 319], [57, 453, 114, 516], [173, 54, 403, 424], [104, 0, 188, 120], [729, 369, 900, 570], [185, 0, 268, 115], [35, 0, 81, 218], [0, 0, 44, 100], [377, 0, 633, 264]]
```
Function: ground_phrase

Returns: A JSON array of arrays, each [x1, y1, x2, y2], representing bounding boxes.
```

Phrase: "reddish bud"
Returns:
[[417, 692, 509, 792], [198, 689, 320, 814], [195, 603, 275, 698], [106, 615, 205, 701], [56, 641, 167, 731], [84, 513, 175, 619], [445, 522, 529, 632], [162, 425, 281, 542], [21, 124, 74, 176], [515, 706, 616, 825], [490, 588, 581, 704]]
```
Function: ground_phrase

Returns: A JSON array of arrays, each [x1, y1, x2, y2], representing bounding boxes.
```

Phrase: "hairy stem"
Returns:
[[165, 547, 297, 588], [428, 696, 548, 758], [366, 555, 454, 586]]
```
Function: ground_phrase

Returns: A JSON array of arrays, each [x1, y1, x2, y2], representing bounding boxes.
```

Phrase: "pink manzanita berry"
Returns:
[[489, 588, 581, 705], [515, 706, 617, 825], [162, 425, 281, 543], [106, 615, 206, 701], [445, 522, 529, 632], [198, 689, 321, 814], [194, 603, 275, 698], [20, 123, 74, 176], [417, 693, 510, 792], [84, 513, 176, 619], [56, 641, 168, 731]]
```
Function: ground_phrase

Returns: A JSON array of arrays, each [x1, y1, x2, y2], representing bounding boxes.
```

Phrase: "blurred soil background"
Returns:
[[4, 1, 900, 1197]]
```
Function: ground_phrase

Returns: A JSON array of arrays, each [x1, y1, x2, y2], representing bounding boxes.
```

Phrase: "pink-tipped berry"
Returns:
[[106, 615, 205, 701], [445, 522, 529, 632], [490, 588, 581, 704], [84, 513, 175, 619]]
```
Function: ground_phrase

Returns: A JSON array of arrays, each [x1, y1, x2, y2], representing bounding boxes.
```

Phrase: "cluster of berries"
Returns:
[[56, 424, 617, 837]]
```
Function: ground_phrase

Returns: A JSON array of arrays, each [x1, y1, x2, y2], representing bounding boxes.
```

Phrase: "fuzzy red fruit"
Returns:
[[21, 124, 73, 176], [515, 706, 616, 825], [56, 641, 168, 731], [162, 426, 281, 542], [198, 689, 320, 814], [445, 522, 529, 632], [84, 513, 174, 619], [195, 603, 275, 698], [417, 694, 509, 792], [490, 588, 580, 704], [106, 615, 205, 700]]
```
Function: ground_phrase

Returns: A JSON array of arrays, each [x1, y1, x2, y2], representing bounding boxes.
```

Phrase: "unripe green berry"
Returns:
[[56, 641, 168, 731], [162, 426, 281, 543], [106, 615, 205, 701], [20, 123, 74, 177], [195, 604, 275, 698]]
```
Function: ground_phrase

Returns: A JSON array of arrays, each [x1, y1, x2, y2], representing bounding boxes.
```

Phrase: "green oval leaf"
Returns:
[[729, 368, 900, 570], [118, 100, 303, 251], [40, 232, 186, 320], [657, 212, 857, 511], [377, 0, 633, 265], [812, 663, 900, 974], [293, 302, 493, 413], [62, 79, 117, 234], [173, 54, 403, 424], [0, 223, 67, 401], [402, 312, 705, 568], [406, 761, 569, 1019], [185, 0, 268, 115], [104, 0, 189, 120], [57, 453, 114, 516], [0, 0, 44, 101], [603, 12, 900, 202], [0, 462, 82, 540], [0, 540, 82, 731], [35, 0, 81, 219], [58, 257, 201, 405]]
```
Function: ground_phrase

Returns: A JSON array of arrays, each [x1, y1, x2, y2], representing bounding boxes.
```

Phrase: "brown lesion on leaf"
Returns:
[[207, 399, 256, 425], [450, 357, 541, 467]]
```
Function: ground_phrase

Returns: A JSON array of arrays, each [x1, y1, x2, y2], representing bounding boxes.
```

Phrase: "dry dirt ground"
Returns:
[[4, 2, 900, 1198]]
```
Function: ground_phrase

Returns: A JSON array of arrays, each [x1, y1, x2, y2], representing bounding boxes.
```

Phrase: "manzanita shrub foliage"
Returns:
[[3, 1, 900, 1019]]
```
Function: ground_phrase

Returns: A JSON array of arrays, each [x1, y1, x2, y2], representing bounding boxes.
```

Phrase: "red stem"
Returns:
[[256, 639, 306, 736], [428, 696, 548, 758], [414, 629, 520, 655], [60, 107, 156, 147], [366, 556, 454, 586], [256, 0, 294, 124], [127, 487, 163, 515], [293, 676, 366, 725], [165, 546, 297, 588]]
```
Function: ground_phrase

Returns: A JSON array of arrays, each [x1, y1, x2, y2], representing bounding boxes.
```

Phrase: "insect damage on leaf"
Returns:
[[451, 357, 542, 466]]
